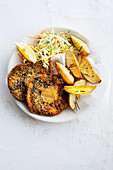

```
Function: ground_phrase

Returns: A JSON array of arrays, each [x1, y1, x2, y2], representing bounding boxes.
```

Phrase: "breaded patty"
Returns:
[[8, 62, 48, 101], [27, 74, 68, 116]]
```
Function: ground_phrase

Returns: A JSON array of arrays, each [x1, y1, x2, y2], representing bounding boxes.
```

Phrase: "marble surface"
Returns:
[[0, 0, 113, 169]]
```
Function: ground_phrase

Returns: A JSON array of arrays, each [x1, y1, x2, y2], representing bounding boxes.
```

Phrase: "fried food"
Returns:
[[76, 54, 101, 84], [27, 74, 68, 116], [55, 62, 74, 85], [8, 62, 48, 101], [65, 49, 82, 78], [69, 79, 87, 109], [64, 85, 96, 94], [70, 35, 90, 56]]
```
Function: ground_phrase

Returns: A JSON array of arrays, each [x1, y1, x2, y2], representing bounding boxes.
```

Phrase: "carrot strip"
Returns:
[[18, 52, 24, 60], [28, 35, 41, 39], [60, 42, 63, 48], [54, 39, 57, 48], [36, 43, 52, 50], [29, 44, 36, 48], [59, 49, 67, 53], [51, 49, 67, 56], [49, 59, 53, 73], [61, 49, 67, 52], [58, 32, 71, 35], [41, 29, 48, 34]]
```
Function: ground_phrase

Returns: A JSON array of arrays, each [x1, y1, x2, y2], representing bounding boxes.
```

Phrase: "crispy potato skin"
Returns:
[[76, 54, 101, 84], [64, 85, 96, 94], [65, 49, 82, 78], [70, 35, 90, 56], [55, 62, 74, 85], [68, 79, 87, 109]]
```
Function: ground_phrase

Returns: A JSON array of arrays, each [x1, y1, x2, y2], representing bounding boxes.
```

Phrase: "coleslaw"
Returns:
[[29, 29, 75, 69]]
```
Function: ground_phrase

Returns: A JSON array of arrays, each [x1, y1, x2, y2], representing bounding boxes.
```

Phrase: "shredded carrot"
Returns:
[[28, 35, 41, 39], [18, 52, 24, 60], [58, 32, 71, 35], [51, 49, 67, 56], [59, 49, 67, 53], [36, 43, 52, 50], [65, 35, 71, 39], [59, 42, 63, 48], [54, 39, 57, 48], [41, 29, 48, 34], [45, 57, 51, 61], [55, 41, 60, 48], [49, 59, 53, 73], [29, 44, 36, 48]]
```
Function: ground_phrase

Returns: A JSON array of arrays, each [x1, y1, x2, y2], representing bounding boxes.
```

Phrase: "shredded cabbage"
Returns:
[[29, 29, 75, 69]]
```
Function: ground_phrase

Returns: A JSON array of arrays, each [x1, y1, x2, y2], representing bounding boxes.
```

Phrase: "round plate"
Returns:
[[7, 27, 107, 123]]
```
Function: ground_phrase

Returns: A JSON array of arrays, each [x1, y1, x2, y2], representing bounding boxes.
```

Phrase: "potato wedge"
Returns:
[[74, 79, 87, 86], [69, 79, 86, 109], [76, 54, 101, 84], [70, 35, 90, 56], [64, 86, 96, 94], [65, 49, 82, 78], [55, 62, 74, 84], [69, 94, 79, 110]]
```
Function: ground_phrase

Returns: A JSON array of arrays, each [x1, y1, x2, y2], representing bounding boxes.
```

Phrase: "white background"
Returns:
[[0, 0, 113, 169]]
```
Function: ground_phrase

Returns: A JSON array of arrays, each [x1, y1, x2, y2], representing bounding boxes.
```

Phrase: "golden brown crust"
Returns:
[[70, 35, 90, 56], [7, 62, 48, 101], [55, 62, 74, 85], [65, 49, 82, 78], [7, 64, 25, 101], [27, 74, 68, 116], [76, 54, 101, 84]]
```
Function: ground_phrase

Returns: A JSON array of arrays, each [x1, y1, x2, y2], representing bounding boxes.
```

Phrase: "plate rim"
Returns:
[[7, 27, 95, 123]]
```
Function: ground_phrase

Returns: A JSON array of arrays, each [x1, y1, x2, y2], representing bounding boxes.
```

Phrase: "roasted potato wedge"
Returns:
[[74, 79, 87, 86], [64, 85, 96, 94], [65, 49, 82, 78], [76, 54, 101, 84], [70, 35, 90, 56], [69, 79, 86, 109], [55, 62, 74, 84]]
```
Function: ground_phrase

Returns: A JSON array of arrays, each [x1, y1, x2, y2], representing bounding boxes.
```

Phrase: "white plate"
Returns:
[[7, 27, 105, 123]]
